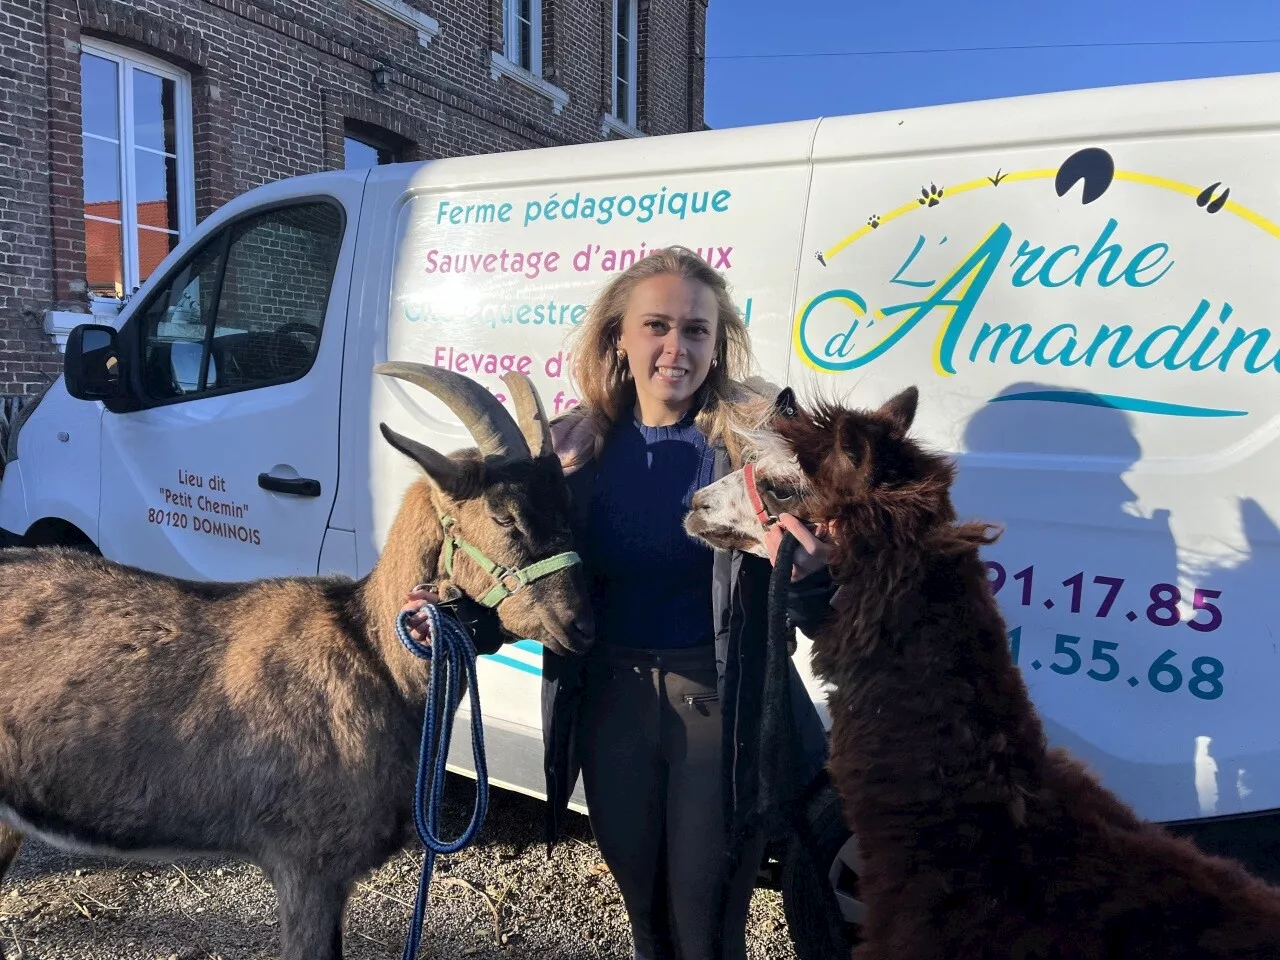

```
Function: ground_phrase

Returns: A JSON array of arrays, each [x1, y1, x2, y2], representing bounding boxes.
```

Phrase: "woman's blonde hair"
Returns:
[[558, 245, 776, 467]]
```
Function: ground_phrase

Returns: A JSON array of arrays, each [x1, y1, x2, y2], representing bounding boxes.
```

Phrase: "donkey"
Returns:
[[688, 387, 1280, 958], [0, 361, 593, 960]]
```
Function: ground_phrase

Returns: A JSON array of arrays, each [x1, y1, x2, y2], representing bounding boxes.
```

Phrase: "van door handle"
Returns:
[[258, 473, 321, 497]]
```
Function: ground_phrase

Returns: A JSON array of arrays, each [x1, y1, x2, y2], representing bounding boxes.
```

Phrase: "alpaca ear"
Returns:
[[833, 417, 869, 475], [772, 387, 798, 419], [878, 387, 918, 436]]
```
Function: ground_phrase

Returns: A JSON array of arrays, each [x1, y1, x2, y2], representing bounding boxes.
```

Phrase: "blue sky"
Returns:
[[705, 0, 1280, 128]]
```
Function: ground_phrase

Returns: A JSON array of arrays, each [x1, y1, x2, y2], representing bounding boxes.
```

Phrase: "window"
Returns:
[[138, 237, 223, 398], [341, 119, 411, 169], [80, 39, 195, 303], [504, 0, 541, 75], [491, 0, 567, 114], [344, 137, 390, 169], [137, 202, 343, 404], [612, 0, 638, 127]]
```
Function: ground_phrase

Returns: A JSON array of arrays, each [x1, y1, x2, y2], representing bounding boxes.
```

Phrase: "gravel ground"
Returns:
[[0, 775, 800, 960]]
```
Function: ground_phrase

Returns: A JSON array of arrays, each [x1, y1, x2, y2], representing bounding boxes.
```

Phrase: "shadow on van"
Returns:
[[952, 381, 1280, 855], [1170, 496, 1280, 880]]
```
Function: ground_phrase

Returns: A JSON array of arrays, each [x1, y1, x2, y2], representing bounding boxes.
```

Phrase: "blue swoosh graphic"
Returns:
[[484, 652, 542, 677], [988, 391, 1247, 419], [479, 638, 544, 677]]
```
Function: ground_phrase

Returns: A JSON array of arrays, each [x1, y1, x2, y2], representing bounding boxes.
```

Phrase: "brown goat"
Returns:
[[0, 362, 593, 960], [705, 386, 1280, 958]]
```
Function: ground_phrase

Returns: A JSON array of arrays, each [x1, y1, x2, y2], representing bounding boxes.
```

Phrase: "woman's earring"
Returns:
[[617, 347, 626, 361]]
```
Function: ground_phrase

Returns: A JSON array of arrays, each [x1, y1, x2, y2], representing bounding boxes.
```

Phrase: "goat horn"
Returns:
[[502, 372, 554, 459], [374, 361, 531, 461]]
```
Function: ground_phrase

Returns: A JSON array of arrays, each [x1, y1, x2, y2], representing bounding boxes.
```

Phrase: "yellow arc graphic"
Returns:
[[822, 168, 1280, 263]]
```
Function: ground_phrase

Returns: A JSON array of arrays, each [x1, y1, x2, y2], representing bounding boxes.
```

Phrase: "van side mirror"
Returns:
[[64, 324, 124, 402]]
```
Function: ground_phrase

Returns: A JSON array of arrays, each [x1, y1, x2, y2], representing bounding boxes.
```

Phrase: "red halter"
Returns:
[[743, 461, 775, 528]]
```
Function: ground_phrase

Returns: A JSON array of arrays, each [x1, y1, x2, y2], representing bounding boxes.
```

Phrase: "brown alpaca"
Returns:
[[772, 387, 1280, 959]]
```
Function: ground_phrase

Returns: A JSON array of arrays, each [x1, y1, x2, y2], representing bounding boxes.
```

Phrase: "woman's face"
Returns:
[[617, 274, 720, 419]]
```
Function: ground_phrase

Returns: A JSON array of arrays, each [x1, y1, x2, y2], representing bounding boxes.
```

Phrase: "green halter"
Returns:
[[438, 513, 582, 608]]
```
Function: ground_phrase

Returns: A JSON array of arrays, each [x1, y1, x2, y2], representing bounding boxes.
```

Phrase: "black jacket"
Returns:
[[540, 441, 836, 851]]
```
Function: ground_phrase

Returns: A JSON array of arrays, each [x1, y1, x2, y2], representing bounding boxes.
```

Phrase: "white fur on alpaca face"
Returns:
[[684, 434, 810, 558], [685, 470, 771, 557]]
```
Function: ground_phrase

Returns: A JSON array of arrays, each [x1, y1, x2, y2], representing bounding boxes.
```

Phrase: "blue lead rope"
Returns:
[[394, 603, 490, 960]]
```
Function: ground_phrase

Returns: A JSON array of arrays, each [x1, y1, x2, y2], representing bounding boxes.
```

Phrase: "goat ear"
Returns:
[[379, 422, 464, 494], [772, 387, 798, 419], [878, 387, 918, 436]]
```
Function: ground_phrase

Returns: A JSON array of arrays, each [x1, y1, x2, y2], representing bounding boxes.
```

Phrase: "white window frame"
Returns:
[[504, 0, 542, 76], [350, 0, 440, 48], [80, 38, 196, 308], [490, 0, 568, 114], [611, 0, 638, 126]]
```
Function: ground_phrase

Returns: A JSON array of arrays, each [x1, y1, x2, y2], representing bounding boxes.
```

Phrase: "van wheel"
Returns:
[[22, 520, 100, 555], [781, 782, 862, 960]]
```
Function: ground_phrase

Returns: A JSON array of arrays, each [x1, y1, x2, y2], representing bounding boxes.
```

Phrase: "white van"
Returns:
[[4, 70, 1280, 951]]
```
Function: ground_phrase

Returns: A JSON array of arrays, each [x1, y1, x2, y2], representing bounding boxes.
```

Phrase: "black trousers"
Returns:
[[579, 644, 766, 960]]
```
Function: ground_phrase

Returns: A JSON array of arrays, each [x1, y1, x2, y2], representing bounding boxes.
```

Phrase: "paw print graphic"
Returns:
[[1196, 182, 1230, 214], [918, 183, 944, 207], [868, 214, 881, 229]]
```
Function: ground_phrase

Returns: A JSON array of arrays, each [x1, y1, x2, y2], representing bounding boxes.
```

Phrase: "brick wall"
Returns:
[[0, 0, 63, 395], [687, 0, 708, 132], [634, 0, 687, 136], [0, 0, 707, 396]]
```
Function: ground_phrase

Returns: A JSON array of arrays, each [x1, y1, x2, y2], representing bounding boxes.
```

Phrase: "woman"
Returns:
[[404, 247, 836, 960]]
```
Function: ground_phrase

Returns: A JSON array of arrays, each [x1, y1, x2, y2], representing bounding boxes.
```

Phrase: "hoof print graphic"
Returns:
[[918, 183, 943, 207], [815, 251, 827, 266], [1055, 147, 1115, 205], [1196, 182, 1230, 214], [868, 214, 881, 229]]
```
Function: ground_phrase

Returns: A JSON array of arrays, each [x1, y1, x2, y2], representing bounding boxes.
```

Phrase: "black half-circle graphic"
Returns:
[[1055, 147, 1116, 205]]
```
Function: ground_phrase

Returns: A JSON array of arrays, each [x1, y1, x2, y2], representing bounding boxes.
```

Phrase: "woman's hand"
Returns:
[[764, 513, 832, 581], [401, 584, 442, 645]]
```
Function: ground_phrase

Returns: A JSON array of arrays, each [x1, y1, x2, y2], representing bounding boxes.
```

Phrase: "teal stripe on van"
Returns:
[[989, 390, 1247, 418], [484, 652, 542, 677]]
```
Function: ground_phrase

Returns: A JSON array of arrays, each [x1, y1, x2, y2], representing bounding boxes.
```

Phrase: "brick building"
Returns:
[[0, 0, 710, 399]]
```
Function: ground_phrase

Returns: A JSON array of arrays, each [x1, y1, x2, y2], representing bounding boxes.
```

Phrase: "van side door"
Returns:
[[97, 187, 360, 580]]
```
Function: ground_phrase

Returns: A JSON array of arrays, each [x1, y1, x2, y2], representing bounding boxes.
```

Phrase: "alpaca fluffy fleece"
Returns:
[[775, 386, 1280, 960]]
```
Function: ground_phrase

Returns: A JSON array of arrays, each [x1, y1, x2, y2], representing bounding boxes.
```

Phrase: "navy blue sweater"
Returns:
[[584, 407, 717, 649]]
